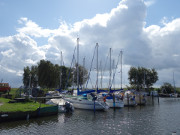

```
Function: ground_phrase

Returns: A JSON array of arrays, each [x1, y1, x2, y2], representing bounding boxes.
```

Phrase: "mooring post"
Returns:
[[94, 100, 96, 114], [113, 93, 115, 111], [127, 93, 129, 107]]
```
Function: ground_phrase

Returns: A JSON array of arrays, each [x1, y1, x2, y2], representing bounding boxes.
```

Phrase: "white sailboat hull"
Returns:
[[65, 98, 109, 110], [124, 98, 136, 106], [105, 99, 124, 108]]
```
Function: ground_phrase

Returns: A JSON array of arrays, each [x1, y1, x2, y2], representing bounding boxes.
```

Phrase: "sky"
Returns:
[[0, 0, 180, 88]]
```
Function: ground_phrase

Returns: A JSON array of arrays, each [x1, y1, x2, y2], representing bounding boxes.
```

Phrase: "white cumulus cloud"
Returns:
[[0, 0, 180, 88]]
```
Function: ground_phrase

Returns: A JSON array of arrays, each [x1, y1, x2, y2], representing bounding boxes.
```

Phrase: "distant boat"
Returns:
[[124, 90, 137, 106], [134, 91, 147, 105], [46, 98, 74, 113], [98, 91, 124, 108], [65, 91, 109, 111], [98, 48, 124, 108]]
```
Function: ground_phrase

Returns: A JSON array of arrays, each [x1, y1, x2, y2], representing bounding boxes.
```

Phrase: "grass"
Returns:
[[0, 97, 52, 113]]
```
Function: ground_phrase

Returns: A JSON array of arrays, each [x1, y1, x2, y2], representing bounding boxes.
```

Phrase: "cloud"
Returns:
[[0, 0, 180, 87], [17, 17, 55, 38], [0, 33, 45, 86], [144, 0, 156, 7]]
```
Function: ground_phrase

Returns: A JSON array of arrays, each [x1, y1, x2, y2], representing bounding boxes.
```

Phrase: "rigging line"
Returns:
[[101, 49, 110, 88], [85, 45, 97, 88], [89, 77, 94, 89], [110, 51, 121, 88], [64, 46, 77, 89]]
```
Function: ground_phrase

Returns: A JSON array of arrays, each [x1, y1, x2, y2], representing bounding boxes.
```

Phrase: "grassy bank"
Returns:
[[0, 97, 52, 113]]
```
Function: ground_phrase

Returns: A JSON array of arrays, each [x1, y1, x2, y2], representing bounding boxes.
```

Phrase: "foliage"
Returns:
[[160, 82, 174, 94], [23, 66, 38, 87], [128, 67, 158, 91], [23, 60, 88, 89], [73, 63, 88, 87], [38, 60, 58, 88]]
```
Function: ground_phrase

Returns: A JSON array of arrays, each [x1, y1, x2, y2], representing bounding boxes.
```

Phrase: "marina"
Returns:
[[0, 97, 180, 135], [1, 0, 180, 135]]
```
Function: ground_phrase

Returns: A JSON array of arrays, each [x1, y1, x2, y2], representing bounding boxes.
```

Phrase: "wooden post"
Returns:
[[94, 100, 96, 114], [127, 93, 129, 106], [113, 93, 115, 111], [139, 93, 141, 106], [152, 92, 154, 105]]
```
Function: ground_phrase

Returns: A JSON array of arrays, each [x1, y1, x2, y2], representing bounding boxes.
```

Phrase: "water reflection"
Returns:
[[1, 98, 180, 135]]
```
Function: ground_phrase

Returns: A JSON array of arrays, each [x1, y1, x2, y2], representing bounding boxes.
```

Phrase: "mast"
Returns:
[[77, 38, 79, 92], [113, 59, 115, 90], [120, 50, 123, 89], [100, 60, 102, 89], [83, 57, 85, 90], [173, 72, 176, 93], [96, 43, 99, 91], [60, 51, 62, 90], [109, 48, 112, 90]]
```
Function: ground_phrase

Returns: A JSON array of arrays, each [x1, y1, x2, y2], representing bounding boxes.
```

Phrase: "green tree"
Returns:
[[160, 82, 173, 94], [37, 60, 72, 89], [23, 66, 31, 87], [128, 67, 158, 91], [73, 63, 88, 88], [23, 60, 88, 89], [59, 66, 73, 89], [38, 60, 56, 88], [23, 65, 38, 88]]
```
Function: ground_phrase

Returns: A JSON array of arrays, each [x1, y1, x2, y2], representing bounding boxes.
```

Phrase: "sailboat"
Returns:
[[64, 39, 109, 111], [98, 49, 124, 108], [123, 90, 136, 106]]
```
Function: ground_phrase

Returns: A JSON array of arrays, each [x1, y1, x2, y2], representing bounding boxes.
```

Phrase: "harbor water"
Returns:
[[0, 97, 180, 135]]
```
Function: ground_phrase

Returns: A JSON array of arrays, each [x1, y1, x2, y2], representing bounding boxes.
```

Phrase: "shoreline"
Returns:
[[0, 105, 58, 122]]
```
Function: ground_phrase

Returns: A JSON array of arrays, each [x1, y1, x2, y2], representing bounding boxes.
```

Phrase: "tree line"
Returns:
[[23, 60, 88, 89], [23, 59, 160, 91], [23, 60, 178, 94]]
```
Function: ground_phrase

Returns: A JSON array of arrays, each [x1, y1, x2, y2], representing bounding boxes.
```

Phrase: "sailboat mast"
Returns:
[[120, 50, 123, 89], [113, 59, 115, 90], [60, 51, 62, 90], [100, 60, 102, 89], [173, 72, 176, 93], [96, 43, 99, 90], [109, 48, 112, 89], [83, 57, 85, 90], [77, 38, 79, 91]]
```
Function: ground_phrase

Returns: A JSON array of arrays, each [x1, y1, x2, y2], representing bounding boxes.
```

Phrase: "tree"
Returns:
[[128, 67, 158, 91], [38, 60, 57, 88], [73, 63, 88, 88], [160, 82, 173, 94], [23, 66, 31, 87], [23, 66, 38, 87], [23, 60, 88, 89], [59, 65, 73, 89], [37, 60, 73, 89]]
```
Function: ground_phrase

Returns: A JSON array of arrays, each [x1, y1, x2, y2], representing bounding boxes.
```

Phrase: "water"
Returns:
[[1, 98, 180, 135]]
